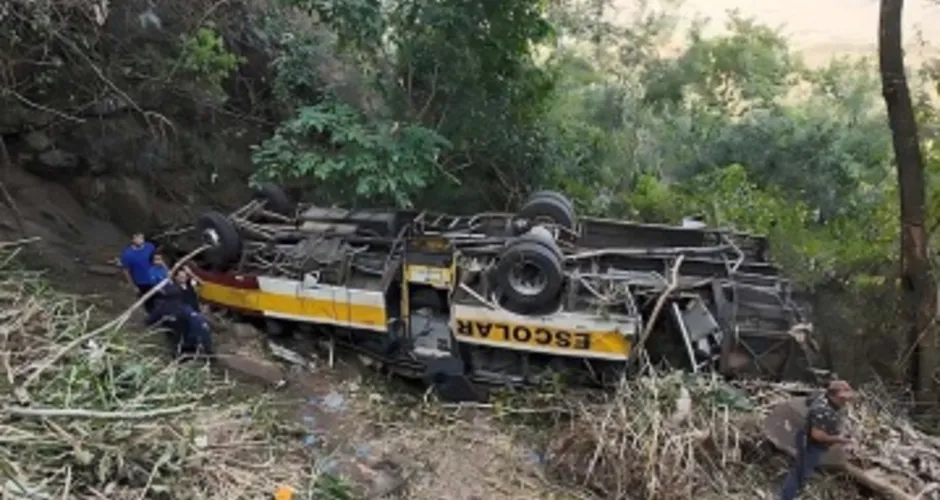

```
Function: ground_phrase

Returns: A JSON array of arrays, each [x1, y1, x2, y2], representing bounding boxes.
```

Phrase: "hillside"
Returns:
[[613, 0, 940, 65], [2, 0, 940, 498]]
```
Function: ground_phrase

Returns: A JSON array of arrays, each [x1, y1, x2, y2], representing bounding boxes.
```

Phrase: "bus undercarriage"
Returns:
[[164, 185, 818, 398]]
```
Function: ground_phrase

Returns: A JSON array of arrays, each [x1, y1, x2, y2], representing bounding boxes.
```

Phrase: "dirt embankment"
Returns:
[[0, 0, 283, 289]]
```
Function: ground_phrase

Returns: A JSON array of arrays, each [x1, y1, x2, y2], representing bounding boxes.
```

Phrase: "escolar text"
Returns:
[[454, 320, 592, 350]]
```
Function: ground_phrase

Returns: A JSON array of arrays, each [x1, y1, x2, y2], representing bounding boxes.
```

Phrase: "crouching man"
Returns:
[[145, 296, 214, 359], [779, 380, 855, 500], [179, 304, 213, 358]]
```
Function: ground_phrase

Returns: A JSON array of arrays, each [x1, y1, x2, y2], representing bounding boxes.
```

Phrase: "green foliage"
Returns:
[[252, 100, 450, 207], [312, 473, 355, 500], [383, 0, 558, 192], [257, 0, 559, 210], [178, 23, 244, 99], [617, 165, 897, 285], [284, 0, 385, 55], [267, 29, 333, 107], [250, 0, 940, 291], [644, 12, 799, 110], [525, 4, 913, 290]]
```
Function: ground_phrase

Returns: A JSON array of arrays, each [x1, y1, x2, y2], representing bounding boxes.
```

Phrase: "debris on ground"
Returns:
[[5, 238, 940, 500], [546, 373, 940, 500], [0, 249, 317, 499], [243, 328, 940, 500]]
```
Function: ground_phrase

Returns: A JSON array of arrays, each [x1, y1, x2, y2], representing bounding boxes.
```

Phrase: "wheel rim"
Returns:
[[508, 259, 548, 296], [202, 228, 221, 247]]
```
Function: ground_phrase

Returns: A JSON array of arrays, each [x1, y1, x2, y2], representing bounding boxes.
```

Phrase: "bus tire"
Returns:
[[517, 225, 563, 259], [530, 190, 574, 211], [494, 239, 564, 310], [253, 183, 295, 216], [196, 211, 241, 270], [517, 190, 576, 230]]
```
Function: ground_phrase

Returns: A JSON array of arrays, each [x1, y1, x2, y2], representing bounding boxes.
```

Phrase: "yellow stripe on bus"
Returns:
[[198, 282, 387, 330], [452, 317, 632, 360]]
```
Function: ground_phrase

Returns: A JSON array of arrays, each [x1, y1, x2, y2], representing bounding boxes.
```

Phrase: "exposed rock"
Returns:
[[0, 103, 56, 134], [88, 95, 131, 116], [23, 131, 53, 151], [23, 149, 86, 178], [231, 322, 262, 341], [98, 176, 154, 234], [37, 149, 79, 168], [134, 136, 171, 173], [359, 459, 407, 498], [217, 355, 286, 385], [59, 116, 162, 175], [86, 264, 121, 276]]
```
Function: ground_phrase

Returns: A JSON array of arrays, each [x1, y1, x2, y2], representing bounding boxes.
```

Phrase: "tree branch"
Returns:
[[4, 404, 195, 420]]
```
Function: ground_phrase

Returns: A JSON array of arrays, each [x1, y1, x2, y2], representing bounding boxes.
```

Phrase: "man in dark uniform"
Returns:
[[145, 296, 213, 359], [171, 267, 201, 311], [179, 306, 213, 357], [780, 379, 855, 499]]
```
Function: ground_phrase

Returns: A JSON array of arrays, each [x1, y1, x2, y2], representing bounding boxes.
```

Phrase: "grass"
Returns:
[[0, 244, 320, 499]]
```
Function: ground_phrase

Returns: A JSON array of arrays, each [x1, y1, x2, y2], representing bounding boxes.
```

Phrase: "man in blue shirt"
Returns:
[[120, 233, 157, 313], [149, 252, 170, 284]]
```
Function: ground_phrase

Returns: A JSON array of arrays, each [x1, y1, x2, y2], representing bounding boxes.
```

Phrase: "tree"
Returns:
[[879, 0, 937, 411], [258, 0, 557, 211]]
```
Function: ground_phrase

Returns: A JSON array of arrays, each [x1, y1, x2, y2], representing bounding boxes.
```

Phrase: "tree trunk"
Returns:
[[879, 0, 938, 412]]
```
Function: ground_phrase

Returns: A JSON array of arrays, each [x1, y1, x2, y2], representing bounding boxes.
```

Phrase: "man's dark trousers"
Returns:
[[780, 429, 826, 500], [136, 284, 157, 314]]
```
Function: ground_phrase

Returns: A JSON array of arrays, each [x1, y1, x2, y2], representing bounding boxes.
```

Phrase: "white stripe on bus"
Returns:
[[257, 276, 386, 307]]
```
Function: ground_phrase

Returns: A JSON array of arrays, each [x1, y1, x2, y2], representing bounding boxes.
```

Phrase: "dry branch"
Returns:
[[631, 255, 685, 370], [545, 374, 940, 500], [0, 245, 314, 498], [0, 237, 40, 249], [4, 403, 195, 420], [17, 244, 210, 396]]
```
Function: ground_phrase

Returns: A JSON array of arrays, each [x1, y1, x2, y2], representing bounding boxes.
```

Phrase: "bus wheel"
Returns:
[[253, 183, 295, 216], [494, 238, 564, 312], [196, 211, 241, 270], [517, 190, 576, 230]]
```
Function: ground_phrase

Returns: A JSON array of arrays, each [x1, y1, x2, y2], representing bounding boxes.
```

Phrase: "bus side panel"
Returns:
[[257, 277, 387, 332], [451, 304, 635, 361]]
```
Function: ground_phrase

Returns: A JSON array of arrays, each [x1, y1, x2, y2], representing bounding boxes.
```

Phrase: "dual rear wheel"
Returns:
[[495, 191, 576, 314], [196, 188, 577, 315]]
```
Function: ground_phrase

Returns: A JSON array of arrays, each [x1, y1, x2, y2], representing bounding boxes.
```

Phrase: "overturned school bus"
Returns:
[[169, 185, 817, 392]]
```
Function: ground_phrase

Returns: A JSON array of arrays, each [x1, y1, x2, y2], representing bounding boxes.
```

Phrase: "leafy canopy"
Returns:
[[252, 101, 450, 207], [250, 0, 940, 287]]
